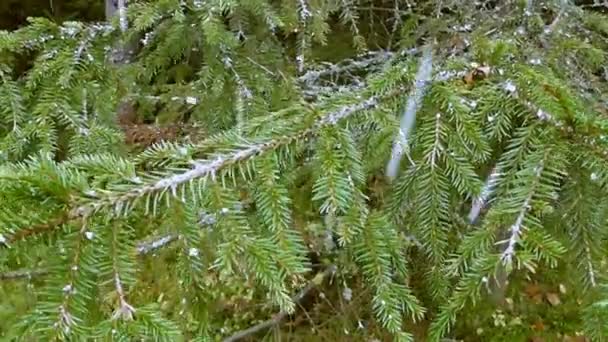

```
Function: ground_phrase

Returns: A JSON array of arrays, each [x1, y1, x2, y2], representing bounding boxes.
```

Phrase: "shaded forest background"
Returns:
[[0, 0, 104, 30], [3, 0, 607, 30]]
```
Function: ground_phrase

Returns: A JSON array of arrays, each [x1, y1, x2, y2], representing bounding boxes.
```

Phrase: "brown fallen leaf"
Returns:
[[532, 319, 545, 332], [532, 293, 544, 304], [525, 283, 542, 298]]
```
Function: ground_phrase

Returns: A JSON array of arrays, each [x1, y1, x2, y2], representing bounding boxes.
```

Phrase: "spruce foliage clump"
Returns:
[[1, 0, 608, 340]]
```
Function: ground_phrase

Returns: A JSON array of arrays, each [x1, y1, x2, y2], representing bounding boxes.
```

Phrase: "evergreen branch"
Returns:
[[386, 45, 433, 180], [222, 265, 337, 342], [297, 50, 398, 86], [0, 268, 50, 280], [0, 235, 178, 282], [500, 161, 544, 265], [468, 165, 501, 224], [110, 221, 136, 321], [0, 212, 70, 248], [136, 234, 178, 255], [118, 0, 129, 33], [585, 244, 597, 287], [74, 94, 384, 216]]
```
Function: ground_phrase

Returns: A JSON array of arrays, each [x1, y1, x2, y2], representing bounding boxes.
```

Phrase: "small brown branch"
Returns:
[[1, 212, 70, 248], [222, 265, 337, 342]]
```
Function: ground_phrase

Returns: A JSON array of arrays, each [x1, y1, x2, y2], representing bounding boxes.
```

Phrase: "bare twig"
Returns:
[[222, 265, 337, 342]]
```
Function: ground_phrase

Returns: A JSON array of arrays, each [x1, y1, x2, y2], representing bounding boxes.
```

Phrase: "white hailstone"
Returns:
[[482, 276, 489, 283], [503, 80, 517, 93], [84, 231, 95, 240], [60, 24, 79, 38], [536, 109, 550, 120], [529, 58, 542, 65], [591, 173, 599, 181], [130, 176, 142, 184], [342, 287, 353, 301], [0, 234, 5, 244], [71, 265, 78, 271], [188, 247, 199, 257], [63, 284, 73, 293], [186, 96, 198, 105], [220, 207, 229, 215], [85, 189, 97, 197], [436, 113, 441, 119], [488, 115, 495, 122]]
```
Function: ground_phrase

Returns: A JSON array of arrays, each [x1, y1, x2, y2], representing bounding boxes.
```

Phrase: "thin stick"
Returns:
[[222, 265, 336, 342]]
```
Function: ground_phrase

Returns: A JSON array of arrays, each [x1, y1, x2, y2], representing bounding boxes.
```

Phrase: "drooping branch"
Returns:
[[500, 161, 544, 265], [74, 94, 385, 217], [468, 166, 501, 224], [222, 265, 337, 342], [385, 45, 434, 180]]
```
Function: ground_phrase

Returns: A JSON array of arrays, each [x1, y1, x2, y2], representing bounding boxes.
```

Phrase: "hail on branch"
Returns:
[[111, 223, 135, 321], [468, 166, 501, 224], [54, 219, 90, 335], [117, 0, 128, 33], [296, 0, 311, 74], [500, 162, 544, 266], [386, 45, 433, 180], [223, 55, 253, 131], [111, 272, 136, 320], [73, 95, 381, 217]]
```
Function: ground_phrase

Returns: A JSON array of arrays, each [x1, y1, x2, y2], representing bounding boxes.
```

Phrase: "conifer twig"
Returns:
[[0, 213, 70, 248], [386, 45, 433, 180], [0, 268, 50, 280], [500, 162, 544, 265], [222, 265, 337, 342], [74, 94, 383, 216], [468, 166, 501, 224]]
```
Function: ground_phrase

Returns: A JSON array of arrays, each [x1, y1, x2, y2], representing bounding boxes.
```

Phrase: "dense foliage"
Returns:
[[1, 0, 608, 340]]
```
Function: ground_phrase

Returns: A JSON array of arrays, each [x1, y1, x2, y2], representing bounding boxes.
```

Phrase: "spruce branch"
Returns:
[[0, 212, 70, 248], [222, 265, 337, 342], [468, 165, 501, 224], [0, 268, 50, 280], [500, 161, 544, 266], [386, 45, 433, 180], [297, 50, 399, 86], [73, 94, 384, 216], [136, 234, 178, 255], [585, 245, 598, 287], [117, 0, 129, 33], [296, 0, 311, 74]]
